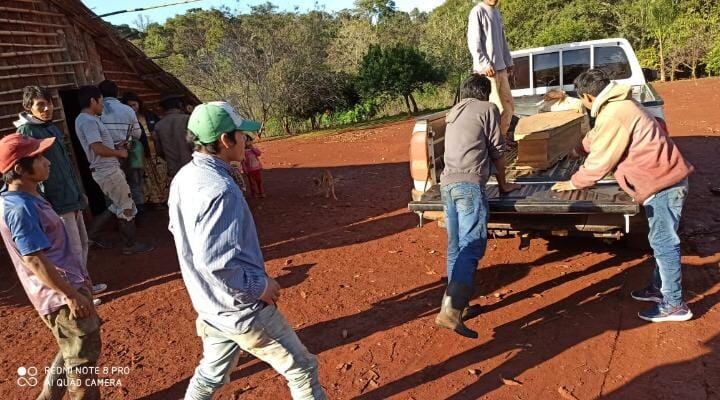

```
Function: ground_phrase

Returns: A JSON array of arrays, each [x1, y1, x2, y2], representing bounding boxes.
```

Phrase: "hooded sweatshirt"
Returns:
[[570, 82, 693, 204], [441, 98, 505, 186], [14, 113, 86, 215]]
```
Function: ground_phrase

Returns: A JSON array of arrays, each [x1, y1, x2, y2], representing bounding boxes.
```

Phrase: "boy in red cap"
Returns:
[[0, 133, 102, 400]]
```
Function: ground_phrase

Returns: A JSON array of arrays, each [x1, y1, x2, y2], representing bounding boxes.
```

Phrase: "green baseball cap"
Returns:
[[188, 101, 261, 144]]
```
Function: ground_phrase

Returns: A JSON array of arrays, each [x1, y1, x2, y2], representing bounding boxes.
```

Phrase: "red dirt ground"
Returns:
[[1, 78, 719, 400]]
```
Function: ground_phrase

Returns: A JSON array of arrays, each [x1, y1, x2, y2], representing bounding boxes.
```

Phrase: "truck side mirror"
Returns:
[[642, 68, 658, 82]]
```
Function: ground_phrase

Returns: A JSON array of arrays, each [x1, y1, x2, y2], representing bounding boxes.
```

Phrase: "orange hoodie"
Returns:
[[570, 82, 693, 204]]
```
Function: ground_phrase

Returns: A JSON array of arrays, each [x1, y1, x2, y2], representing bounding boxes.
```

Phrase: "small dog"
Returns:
[[313, 169, 337, 200]]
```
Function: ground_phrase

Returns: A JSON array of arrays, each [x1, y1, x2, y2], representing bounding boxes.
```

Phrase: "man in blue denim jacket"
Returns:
[[437, 74, 519, 338]]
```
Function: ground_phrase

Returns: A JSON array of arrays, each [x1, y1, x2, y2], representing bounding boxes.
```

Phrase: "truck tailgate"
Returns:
[[409, 183, 638, 214], [409, 148, 639, 215]]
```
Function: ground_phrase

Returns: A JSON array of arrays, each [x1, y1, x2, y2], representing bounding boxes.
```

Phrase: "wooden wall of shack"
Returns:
[[0, 0, 198, 161]]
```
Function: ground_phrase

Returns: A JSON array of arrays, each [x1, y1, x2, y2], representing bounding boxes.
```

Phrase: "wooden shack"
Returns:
[[0, 0, 199, 213]]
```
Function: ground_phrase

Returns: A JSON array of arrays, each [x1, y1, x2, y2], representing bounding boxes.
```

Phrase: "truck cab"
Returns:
[[408, 38, 664, 240]]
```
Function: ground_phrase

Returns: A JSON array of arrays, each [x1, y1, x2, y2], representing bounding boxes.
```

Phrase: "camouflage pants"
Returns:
[[38, 287, 102, 400]]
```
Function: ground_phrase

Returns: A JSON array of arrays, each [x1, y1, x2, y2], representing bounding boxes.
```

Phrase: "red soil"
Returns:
[[1, 78, 719, 400]]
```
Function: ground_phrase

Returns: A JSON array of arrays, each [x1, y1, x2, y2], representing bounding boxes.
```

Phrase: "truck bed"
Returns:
[[407, 84, 661, 231], [409, 147, 638, 215]]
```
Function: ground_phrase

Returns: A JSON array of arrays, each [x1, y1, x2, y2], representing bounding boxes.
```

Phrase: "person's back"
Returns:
[[442, 98, 504, 187], [555, 69, 694, 323], [154, 109, 192, 177], [98, 80, 141, 144], [435, 74, 518, 339], [570, 81, 693, 204]]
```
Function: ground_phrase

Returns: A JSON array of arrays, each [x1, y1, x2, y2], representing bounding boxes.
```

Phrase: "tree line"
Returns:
[[116, 0, 720, 136]]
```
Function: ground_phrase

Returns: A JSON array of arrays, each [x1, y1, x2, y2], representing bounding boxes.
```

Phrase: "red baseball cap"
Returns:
[[0, 133, 55, 174]]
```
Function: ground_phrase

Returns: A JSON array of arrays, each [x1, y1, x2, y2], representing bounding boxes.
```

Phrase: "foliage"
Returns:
[[124, 0, 720, 135], [357, 44, 445, 114]]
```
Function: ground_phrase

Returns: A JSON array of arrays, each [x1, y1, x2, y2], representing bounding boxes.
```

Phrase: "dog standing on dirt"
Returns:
[[314, 169, 337, 200]]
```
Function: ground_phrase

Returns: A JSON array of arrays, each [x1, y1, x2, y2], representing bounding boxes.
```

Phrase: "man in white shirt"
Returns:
[[467, 0, 515, 140]]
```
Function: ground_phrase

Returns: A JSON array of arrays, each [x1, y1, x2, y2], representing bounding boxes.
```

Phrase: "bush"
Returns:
[[706, 40, 720, 76]]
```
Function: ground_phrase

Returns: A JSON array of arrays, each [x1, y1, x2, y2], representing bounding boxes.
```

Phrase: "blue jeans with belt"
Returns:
[[644, 180, 689, 307], [441, 182, 489, 285]]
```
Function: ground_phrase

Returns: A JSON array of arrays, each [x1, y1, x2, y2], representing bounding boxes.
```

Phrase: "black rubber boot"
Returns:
[[86, 209, 115, 248], [435, 282, 479, 339], [118, 219, 154, 255]]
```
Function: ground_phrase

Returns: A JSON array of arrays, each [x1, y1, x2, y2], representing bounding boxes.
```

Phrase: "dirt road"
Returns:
[[1, 78, 719, 400]]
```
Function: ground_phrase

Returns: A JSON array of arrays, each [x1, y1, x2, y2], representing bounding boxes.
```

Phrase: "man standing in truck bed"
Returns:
[[553, 69, 694, 323], [467, 0, 515, 141]]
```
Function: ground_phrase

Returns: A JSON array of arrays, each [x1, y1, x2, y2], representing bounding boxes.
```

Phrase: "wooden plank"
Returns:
[[0, 95, 59, 107], [0, 71, 75, 81], [0, 48, 66, 58], [102, 70, 139, 77], [0, 60, 85, 72], [0, 6, 65, 17], [0, 43, 61, 48], [0, 30, 58, 37], [0, 18, 68, 29], [110, 79, 149, 86], [0, 83, 74, 96]]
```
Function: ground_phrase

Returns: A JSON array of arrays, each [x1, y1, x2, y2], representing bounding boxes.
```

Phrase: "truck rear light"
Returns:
[[409, 130, 429, 182]]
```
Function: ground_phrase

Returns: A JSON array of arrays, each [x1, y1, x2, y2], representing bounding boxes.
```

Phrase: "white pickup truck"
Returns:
[[408, 38, 665, 240]]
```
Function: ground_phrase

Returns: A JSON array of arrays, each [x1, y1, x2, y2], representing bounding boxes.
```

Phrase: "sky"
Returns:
[[82, 0, 445, 27]]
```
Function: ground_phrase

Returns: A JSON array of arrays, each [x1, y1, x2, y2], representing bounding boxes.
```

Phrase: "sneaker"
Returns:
[[93, 298, 102, 306], [638, 302, 693, 322], [631, 286, 662, 303], [91, 283, 108, 294], [122, 242, 155, 255]]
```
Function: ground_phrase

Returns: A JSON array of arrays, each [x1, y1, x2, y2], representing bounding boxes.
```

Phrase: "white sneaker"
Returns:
[[92, 283, 108, 294], [93, 298, 102, 306]]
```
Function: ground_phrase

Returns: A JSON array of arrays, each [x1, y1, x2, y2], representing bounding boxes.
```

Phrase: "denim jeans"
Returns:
[[644, 180, 688, 307], [441, 182, 489, 285], [185, 305, 326, 400], [126, 168, 145, 207]]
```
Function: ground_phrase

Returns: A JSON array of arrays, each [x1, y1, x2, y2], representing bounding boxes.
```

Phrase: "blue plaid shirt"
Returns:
[[168, 152, 268, 334]]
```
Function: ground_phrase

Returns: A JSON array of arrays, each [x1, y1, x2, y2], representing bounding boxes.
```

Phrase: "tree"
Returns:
[[357, 44, 444, 114], [706, 40, 720, 76], [666, 14, 717, 79], [420, 0, 474, 82], [646, 0, 680, 81], [327, 14, 378, 74], [354, 0, 396, 22]]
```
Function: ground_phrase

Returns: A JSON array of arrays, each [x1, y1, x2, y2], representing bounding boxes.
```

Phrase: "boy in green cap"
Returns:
[[168, 101, 326, 400]]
